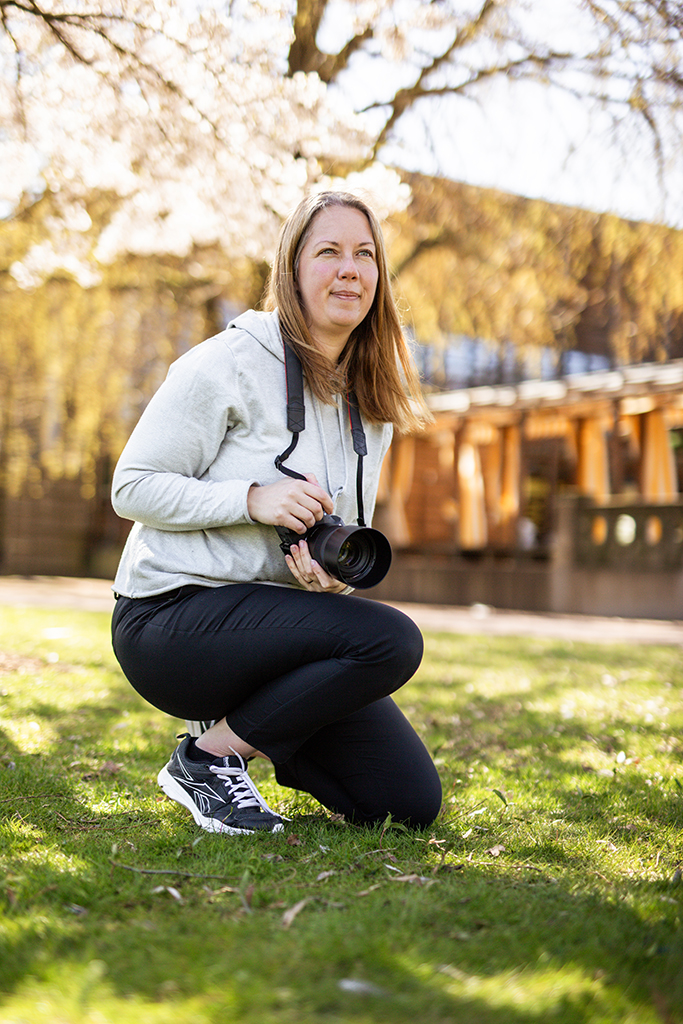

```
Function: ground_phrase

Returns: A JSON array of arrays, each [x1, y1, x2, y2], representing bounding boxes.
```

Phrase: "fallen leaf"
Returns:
[[282, 898, 311, 929], [356, 884, 383, 896], [316, 870, 337, 881], [151, 886, 182, 902], [286, 835, 302, 846], [486, 845, 506, 857], [389, 874, 433, 885]]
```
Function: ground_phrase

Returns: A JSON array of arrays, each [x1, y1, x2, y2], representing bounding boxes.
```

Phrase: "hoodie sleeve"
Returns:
[[111, 342, 258, 532]]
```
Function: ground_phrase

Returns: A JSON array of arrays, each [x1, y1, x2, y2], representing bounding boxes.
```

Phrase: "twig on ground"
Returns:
[[110, 860, 236, 881]]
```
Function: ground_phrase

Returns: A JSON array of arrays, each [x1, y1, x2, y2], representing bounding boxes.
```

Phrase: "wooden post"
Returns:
[[576, 416, 610, 501], [639, 409, 678, 500], [457, 440, 487, 549], [500, 424, 521, 547], [380, 434, 416, 547]]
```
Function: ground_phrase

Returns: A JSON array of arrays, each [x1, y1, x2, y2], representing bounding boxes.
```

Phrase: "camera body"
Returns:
[[275, 514, 392, 589]]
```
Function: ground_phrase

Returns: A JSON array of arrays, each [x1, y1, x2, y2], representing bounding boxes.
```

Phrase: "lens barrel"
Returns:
[[275, 515, 392, 589], [306, 520, 392, 589]]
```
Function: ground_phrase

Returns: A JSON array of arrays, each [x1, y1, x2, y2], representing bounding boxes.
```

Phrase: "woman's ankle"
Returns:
[[195, 719, 258, 760]]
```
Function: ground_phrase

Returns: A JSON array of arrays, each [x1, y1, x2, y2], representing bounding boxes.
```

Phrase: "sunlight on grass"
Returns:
[[1, 960, 217, 1024], [406, 958, 650, 1023], [1, 606, 682, 1023]]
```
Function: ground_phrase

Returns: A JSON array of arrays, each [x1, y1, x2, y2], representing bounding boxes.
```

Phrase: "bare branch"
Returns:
[[370, 47, 579, 155]]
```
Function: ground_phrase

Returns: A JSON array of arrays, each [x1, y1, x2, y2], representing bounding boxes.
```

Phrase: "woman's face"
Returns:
[[296, 205, 379, 360]]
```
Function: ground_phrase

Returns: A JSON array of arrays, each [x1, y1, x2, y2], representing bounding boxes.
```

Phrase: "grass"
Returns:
[[0, 603, 682, 1024]]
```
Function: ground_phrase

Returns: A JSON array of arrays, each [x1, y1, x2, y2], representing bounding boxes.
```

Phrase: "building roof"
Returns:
[[427, 359, 683, 422]]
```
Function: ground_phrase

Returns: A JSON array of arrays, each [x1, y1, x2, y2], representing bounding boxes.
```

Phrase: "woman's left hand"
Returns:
[[285, 540, 348, 594]]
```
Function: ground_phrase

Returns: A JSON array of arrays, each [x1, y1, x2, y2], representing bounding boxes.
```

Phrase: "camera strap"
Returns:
[[274, 335, 368, 527]]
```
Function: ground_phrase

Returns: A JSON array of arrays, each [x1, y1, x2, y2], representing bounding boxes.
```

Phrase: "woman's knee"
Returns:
[[348, 747, 442, 829], [393, 776, 443, 829], [355, 783, 442, 830], [364, 602, 424, 678]]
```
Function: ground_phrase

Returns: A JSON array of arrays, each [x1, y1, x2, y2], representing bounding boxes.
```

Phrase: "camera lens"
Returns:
[[338, 537, 369, 572], [310, 523, 391, 589]]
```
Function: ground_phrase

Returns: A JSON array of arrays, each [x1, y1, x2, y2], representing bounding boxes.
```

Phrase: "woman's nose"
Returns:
[[338, 254, 358, 277]]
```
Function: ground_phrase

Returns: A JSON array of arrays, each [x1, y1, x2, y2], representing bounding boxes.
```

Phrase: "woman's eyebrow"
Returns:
[[315, 238, 376, 247]]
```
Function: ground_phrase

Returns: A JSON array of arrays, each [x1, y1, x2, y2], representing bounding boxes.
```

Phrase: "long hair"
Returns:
[[264, 190, 430, 433]]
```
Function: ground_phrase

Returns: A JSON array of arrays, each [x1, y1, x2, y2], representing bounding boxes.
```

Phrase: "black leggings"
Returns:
[[111, 583, 442, 827]]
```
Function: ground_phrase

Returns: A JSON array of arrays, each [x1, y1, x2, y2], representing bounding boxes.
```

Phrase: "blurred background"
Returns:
[[1, 0, 682, 619]]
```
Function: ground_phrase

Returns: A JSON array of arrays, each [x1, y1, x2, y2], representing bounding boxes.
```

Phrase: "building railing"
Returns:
[[574, 498, 683, 571]]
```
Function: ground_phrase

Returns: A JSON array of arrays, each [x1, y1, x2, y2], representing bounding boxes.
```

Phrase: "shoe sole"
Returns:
[[157, 766, 284, 835]]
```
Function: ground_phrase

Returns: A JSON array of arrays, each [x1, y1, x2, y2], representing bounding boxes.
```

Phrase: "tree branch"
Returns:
[[370, 46, 579, 155], [287, 0, 373, 83], [2, 0, 226, 142]]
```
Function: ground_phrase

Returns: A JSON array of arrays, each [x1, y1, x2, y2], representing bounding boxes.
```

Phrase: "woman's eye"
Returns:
[[358, 249, 375, 258]]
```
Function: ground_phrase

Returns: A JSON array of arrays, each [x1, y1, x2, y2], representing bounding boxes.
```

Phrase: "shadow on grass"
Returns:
[[1, 818, 681, 1022], [1, 629, 682, 1022], [1, 723, 682, 1023]]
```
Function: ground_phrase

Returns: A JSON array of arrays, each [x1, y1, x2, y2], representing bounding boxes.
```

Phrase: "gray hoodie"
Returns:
[[112, 309, 393, 597]]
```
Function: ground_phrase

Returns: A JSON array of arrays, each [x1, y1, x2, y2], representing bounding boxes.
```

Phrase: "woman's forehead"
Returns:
[[306, 205, 374, 242]]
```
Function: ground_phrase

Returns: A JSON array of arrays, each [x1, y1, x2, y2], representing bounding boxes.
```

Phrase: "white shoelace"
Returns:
[[209, 758, 277, 814]]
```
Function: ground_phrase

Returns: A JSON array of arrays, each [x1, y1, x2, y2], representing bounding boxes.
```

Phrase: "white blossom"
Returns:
[[1, 0, 402, 285]]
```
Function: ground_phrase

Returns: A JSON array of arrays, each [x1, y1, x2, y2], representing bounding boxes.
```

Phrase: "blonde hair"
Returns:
[[265, 190, 429, 433]]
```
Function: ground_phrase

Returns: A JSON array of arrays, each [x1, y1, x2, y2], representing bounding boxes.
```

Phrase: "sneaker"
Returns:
[[157, 735, 284, 835]]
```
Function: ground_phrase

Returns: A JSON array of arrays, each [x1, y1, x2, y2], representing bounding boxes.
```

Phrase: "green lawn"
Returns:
[[0, 604, 681, 1024]]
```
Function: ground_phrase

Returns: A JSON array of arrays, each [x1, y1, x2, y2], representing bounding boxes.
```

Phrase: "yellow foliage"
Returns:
[[4, 173, 683, 488], [0, 197, 257, 492], [388, 173, 683, 368]]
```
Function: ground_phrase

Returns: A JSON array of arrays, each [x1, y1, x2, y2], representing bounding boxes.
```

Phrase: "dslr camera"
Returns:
[[275, 514, 391, 589]]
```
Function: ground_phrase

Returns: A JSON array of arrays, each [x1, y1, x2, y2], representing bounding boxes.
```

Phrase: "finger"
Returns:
[[287, 543, 329, 590], [284, 552, 308, 584], [289, 540, 314, 575], [284, 491, 329, 531], [303, 475, 334, 515], [285, 545, 314, 582], [310, 561, 332, 590], [248, 478, 332, 529]]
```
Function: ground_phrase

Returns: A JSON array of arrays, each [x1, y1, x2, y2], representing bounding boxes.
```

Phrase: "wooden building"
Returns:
[[370, 360, 683, 620]]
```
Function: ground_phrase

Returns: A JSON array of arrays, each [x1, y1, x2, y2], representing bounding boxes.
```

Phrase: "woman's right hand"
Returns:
[[247, 474, 333, 534]]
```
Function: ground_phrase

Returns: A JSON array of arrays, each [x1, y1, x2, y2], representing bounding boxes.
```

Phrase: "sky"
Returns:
[[324, 0, 683, 230], [384, 78, 683, 227]]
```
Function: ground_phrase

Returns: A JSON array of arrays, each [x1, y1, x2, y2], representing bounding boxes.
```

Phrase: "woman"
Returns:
[[111, 190, 442, 835]]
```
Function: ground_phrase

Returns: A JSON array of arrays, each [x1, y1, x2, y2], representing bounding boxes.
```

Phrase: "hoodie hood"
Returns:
[[227, 308, 285, 362]]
